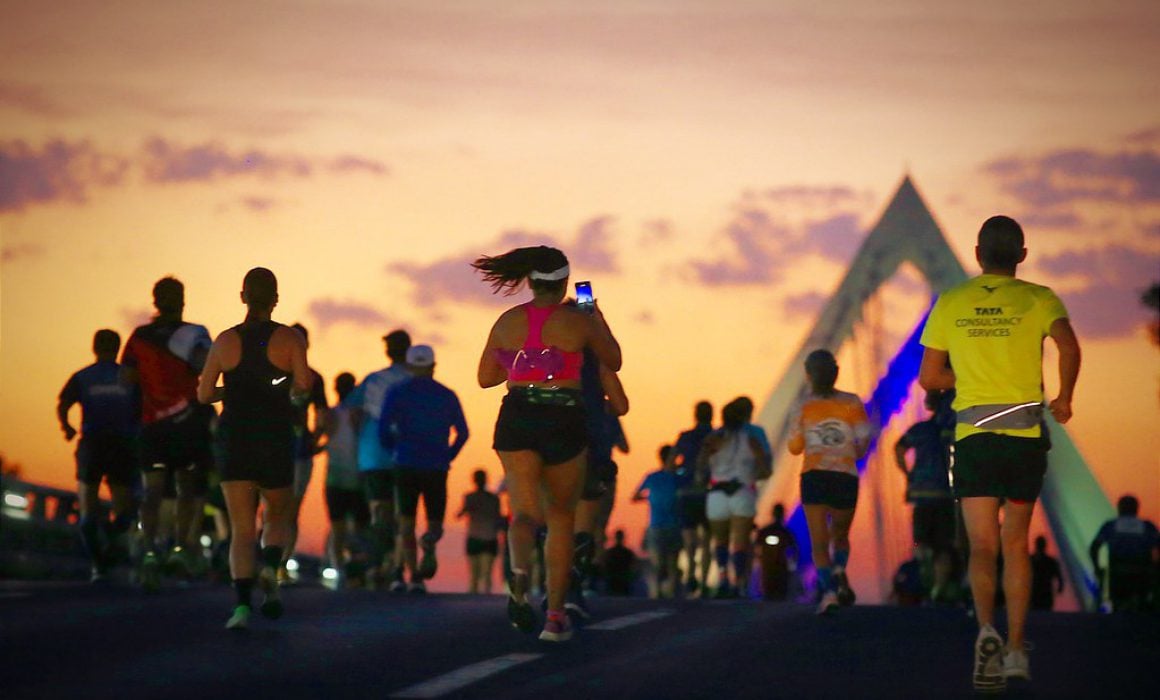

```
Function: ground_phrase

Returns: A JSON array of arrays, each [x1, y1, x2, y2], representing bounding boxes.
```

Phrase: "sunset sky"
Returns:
[[2, 1, 1158, 593]]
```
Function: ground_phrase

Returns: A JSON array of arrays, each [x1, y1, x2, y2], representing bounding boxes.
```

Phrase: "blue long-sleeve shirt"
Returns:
[[378, 376, 468, 471]]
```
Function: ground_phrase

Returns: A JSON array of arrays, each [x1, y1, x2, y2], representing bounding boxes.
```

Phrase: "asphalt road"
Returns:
[[1, 581, 1156, 699]]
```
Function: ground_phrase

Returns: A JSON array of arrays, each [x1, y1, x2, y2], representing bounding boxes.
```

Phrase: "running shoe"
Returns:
[[564, 570, 592, 620], [1003, 646, 1031, 681], [258, 566, 284, 620], [973, 625, 1006, 694], [389, 579, 408, 594], [225, 604, 251, 630], [89, 566, 108, 584], [507, 573, 536, 634], [407, 581, 427, 595], [834, 571, 857, 607], [140, 552, 161, 593], [164, 546, 189, 577], [539, 611, 573, 642], [418, 542, 438, 580], [713, 583, 734, 599], [816, 590, 839, 615]]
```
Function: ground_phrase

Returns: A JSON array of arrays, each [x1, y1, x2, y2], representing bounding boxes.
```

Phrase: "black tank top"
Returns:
[[222, 320, 293, 427]]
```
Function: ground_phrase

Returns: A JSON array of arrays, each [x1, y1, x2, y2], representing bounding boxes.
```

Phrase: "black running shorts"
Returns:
[[325, 486, 370, 525], [466, 537, 499, 557], [394, 468, 448, 522], [952, 432, 1047, 502], [76, 434, 138, 487], [800, 470, 859, 510], [492, 390, 587, 466], [140, 405, 212, 473], [218, 418, 294, 490]]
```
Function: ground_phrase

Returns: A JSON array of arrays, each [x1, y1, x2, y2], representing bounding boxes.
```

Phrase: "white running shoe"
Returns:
[[1003, 647, 1031, 681], [816, 590, 839, 615], [973, 625, 1006, 693]]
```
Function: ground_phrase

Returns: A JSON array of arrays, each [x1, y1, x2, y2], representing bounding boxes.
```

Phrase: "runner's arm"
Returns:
[[1048, 318, 1081, 424], [56, 379, 79, 441], [918, 348, 955, 391], [477, 320, 508, 388], [287, 329, 311, 403], [197, 340, 225, 404], [586, 302, 622, 372], [599, 364, 629, 416]]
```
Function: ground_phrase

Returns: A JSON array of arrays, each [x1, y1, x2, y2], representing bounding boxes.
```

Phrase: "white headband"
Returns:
[[528, 264, 570, 281]]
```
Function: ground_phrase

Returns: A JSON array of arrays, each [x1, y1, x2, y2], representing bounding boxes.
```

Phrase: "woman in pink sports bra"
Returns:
[[473, 245, 621, 642]]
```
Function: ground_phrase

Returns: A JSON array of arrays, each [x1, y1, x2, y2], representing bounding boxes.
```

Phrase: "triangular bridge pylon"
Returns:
[[755, 175, 1111, 609]]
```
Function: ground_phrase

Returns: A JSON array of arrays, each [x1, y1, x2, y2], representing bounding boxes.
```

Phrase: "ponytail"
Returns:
[[805, 349, 839, 396], [471, 245, 569, 295]]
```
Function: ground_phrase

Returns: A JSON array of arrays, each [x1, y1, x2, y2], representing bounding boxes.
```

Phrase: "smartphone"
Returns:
[[574, 280, 594, 312]]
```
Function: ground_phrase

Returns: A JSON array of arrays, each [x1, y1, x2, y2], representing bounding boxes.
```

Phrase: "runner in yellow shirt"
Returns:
[[919, 215, 1081, 693]]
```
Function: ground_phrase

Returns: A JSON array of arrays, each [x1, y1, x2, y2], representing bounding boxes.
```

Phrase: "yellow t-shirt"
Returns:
[[920, 274, 1068, 440], [788, 390, 871, 476]]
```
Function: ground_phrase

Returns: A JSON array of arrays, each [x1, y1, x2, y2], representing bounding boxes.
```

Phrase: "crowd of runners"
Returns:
[[54, 219, 1160, 692]]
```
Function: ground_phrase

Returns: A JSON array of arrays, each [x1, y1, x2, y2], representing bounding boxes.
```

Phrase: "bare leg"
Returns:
[[803, 505, 832, 570], [540, 451, 585, 612], [708, 519, 731, 588], [222, 481, 260, 579], [1001, 500, 1036, 648], [139, 471, 167, 554], [498, 450, 545, 595], [397, 513, 418, 582], [480, 552, 496, 594], [961, 497, 1002, 630], [260, 486, 295, 553]]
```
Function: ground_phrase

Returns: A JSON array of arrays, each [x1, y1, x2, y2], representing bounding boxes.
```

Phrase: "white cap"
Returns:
[[406, 344, 435, 367]]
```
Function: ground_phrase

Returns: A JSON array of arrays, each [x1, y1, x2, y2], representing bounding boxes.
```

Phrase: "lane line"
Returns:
[[586, 609, 675, 631], [389, 653, 544, 699]]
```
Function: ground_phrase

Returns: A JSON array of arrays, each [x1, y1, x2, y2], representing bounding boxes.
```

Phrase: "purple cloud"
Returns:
[[0, 242, 45, 263], [1016, 211, 1084, 230], [763, 185, 869, 209], [568, 216, 619, 273], [0, 139, 129, 212], [240, 196, 277, 213], [1037, 244, 1160, 338], [792, 213, 863, 263], [1125, 126, 1160, 146], [140, 138, 312, 183], [307, 298, 392, 332], [388, 222, 620, 308], [782, 291, 828, 320], [639, 218, 674, 247], [689, 208, 788, 286], [689, 182, 875, 287], [0, 82, 73, 118], [983, 148, 1160, 207], [330, 156, 389, 175]]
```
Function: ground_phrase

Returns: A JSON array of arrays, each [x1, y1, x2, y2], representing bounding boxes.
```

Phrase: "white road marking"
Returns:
[[586, 609, 675, 631], [389, 653, 544, 699]]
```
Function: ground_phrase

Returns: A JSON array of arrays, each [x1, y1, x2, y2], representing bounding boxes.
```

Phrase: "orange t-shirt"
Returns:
[[787, 390, 871, 477]]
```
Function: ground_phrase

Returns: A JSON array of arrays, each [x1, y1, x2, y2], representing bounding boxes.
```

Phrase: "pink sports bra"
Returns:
[[496, 303, 584, 383]]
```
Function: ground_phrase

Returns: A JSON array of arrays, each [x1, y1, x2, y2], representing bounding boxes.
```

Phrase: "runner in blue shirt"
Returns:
[[57, 329, 140, 581], [349, 329, 411, 589], [632, 445, 682, 598], [379, 345, 469, 593], [1090, 495, 1160, 612]]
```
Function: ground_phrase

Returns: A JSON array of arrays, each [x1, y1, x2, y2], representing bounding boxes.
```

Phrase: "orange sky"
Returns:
[[2, 2, 1158, 594]]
